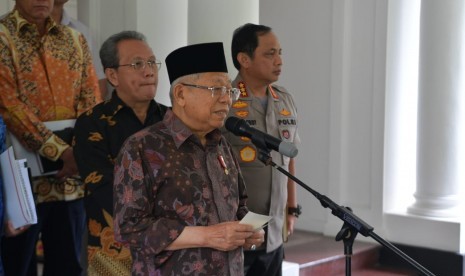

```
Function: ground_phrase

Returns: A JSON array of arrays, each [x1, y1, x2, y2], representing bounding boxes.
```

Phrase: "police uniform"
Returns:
[[224, 74, 300, 255]]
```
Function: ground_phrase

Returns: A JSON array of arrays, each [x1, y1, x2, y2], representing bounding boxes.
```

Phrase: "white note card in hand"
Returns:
[[240, 211, 272, 231]]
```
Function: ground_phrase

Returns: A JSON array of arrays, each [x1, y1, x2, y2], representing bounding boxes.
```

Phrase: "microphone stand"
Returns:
[[256, 148, 436, 276]]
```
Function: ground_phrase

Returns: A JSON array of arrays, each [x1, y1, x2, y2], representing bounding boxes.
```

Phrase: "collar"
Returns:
[[106, 90, 158, 117], [234, 74, 280, 101], [11, 9, 58, 35], [105, 91, 128, 115], [163, 109, 222, 149]]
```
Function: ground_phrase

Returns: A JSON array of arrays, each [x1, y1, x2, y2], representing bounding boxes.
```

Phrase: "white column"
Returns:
[[0, 0, 14, 15], [134, 0, 189, 106], [408, 0, 465, 217], [188, 0, 259, 77]]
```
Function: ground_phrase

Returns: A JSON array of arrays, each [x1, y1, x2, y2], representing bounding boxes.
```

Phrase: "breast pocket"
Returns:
[[277, 116, 297, 166], [277, 116, 297, 143]]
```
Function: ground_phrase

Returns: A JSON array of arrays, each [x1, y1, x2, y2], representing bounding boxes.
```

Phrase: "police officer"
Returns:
[[223, 23, 301, 276]]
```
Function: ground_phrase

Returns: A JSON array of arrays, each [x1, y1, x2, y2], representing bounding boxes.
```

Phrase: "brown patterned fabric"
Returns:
[[113, 109, 248, 275]]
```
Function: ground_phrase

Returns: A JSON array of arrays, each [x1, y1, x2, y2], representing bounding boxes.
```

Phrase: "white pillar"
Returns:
[[0, 0, 14, 15], [134, 0, 189, 106], [188, 0, 259, 78], [384, 0, 420, 213], [408, 0, 465, 217]]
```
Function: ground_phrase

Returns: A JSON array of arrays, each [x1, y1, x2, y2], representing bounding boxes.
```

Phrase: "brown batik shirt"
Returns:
[[113, 109, 249, 276]]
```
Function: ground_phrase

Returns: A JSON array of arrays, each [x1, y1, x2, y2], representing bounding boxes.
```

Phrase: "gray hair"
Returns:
[[99, 30, 147, 70], [169, 73, 201, 104]]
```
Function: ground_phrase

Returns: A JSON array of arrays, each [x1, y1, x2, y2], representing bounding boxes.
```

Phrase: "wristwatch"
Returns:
[[288, 204, 302, 218]]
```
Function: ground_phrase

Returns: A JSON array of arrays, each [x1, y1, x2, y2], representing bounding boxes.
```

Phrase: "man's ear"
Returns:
[[105, 68, 118, 87], [173, 84, 186, 107], [237, 52, 251, 69]]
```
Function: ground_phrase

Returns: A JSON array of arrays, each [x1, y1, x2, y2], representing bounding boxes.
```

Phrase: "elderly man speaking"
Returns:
[[113, 42, 264, 276]]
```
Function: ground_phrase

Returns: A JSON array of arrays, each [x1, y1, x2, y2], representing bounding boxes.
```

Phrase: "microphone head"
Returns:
[[279, 141, 299, 158], [225, 116, 249, 137]]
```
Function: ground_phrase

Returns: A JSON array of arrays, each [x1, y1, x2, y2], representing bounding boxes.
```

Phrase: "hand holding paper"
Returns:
[[240, 211, 272, 231]]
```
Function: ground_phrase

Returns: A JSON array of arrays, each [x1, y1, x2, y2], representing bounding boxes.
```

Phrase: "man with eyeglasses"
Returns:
[[73, 30, 168, 275], [113, 42, 265, 275], [223, 23, 301, 276]]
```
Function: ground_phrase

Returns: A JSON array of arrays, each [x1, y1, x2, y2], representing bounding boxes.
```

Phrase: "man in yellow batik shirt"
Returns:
[[0, 0, 101, 275]]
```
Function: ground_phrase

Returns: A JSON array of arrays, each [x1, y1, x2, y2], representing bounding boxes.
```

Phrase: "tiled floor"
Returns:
[[284, 230, 378, 267], [283, 230, 418, 275]]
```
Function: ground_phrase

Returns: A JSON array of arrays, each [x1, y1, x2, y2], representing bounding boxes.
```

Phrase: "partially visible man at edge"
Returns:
[[0, 0, 101, 275], [74, 30, 168, 275], [0, 0, 106, 98], [113, 42, 265, 275]]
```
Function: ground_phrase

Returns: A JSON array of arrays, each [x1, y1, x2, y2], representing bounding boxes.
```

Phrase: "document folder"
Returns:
[[8, 119, 75, 177], [0, 147, 37, 228]]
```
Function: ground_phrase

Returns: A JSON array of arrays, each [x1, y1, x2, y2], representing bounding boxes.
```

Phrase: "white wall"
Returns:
[[261, 0, 388, 237], [261, 0, 334, 233], [0, 0, 12, 15], [187, 0, 259, 78]]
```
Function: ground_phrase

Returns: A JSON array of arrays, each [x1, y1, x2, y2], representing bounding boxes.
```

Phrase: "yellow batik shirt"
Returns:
[[0, 10, 102, 203]]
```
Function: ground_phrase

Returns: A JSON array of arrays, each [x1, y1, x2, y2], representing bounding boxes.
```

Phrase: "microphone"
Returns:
[[225, 116, 298, 158]]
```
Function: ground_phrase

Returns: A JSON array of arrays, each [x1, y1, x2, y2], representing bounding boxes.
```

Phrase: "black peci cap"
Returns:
[[165, 42, 228, 84]]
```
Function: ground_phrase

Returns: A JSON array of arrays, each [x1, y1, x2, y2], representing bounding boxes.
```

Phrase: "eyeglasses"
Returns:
[[116, 59, 162, 71], [181, 83, 241, 101]]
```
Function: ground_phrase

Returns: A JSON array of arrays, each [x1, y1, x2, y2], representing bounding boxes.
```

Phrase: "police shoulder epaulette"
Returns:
[[271, 84, 290, 95]]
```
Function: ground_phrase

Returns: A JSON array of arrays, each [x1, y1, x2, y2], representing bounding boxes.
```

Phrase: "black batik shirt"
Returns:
[[74, 91, 168, 266]]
